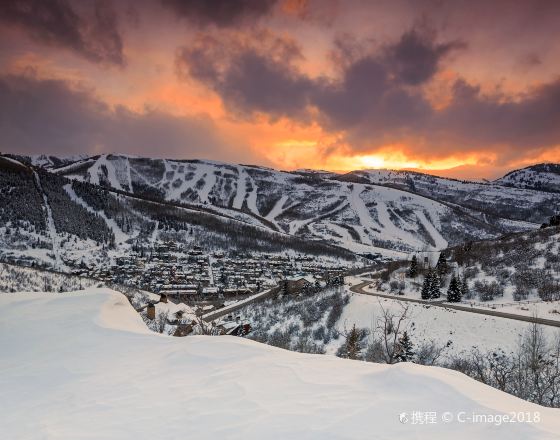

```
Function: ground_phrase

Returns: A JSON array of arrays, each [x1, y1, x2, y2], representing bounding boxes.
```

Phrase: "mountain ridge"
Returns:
[[9, 152, 560, 188], [2, 153, 558, 272]]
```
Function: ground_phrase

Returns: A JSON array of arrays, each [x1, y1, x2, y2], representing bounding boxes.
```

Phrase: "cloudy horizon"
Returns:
[[1, 0, 560, 179]]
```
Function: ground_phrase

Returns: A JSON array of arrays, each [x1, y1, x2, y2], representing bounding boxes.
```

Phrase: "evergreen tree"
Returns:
[[429, 270, 441, 299], [396, 331, 415, 362], [436, 252, 449, 276], [447, 274, 461, 302], [460, 275, 469, 299], [422, 269, 441, 300], [421, 271, 431, 300], [407, 255, 418, 278], [281, 279, 289, 296], [345, 325, 362, 360]]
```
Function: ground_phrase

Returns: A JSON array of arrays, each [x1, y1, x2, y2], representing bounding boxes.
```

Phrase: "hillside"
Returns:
[[1, 289, 558, 439], [342, 168, 560, 224], [365, 223, 560, 320], [0, 155, 357, 271], [5, 154, 550, 260], [496, 163, 560, 193]]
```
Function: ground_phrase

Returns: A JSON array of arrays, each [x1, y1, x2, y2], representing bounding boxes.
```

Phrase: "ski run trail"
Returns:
[[64, 183, 132, 246], [233, 166, 248, 209], [33, 171, 63, 269]]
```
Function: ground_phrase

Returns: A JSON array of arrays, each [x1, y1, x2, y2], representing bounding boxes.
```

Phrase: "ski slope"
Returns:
[[415, 210, 448, 250], [64, 183, 132, 246], [1, 289, 558, 439], [43, 154, 544, 254], [33, 171, 63, 269], [233, 166, 248, 209]]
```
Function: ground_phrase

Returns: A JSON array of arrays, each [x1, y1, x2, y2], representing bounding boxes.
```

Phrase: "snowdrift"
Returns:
[[1, 289, 558, 439]]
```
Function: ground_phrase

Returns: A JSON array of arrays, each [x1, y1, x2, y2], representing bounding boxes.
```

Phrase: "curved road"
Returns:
[[350, 280, 560, 328]]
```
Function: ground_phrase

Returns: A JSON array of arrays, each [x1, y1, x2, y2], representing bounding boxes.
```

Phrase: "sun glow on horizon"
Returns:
[[354, 155, 421, 170], [263, 136, 535, 178], [311, 151, 492, 175]]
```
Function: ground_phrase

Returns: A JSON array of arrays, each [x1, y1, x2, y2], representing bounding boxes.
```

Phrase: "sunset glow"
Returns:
[[1, 0, 560, 178]]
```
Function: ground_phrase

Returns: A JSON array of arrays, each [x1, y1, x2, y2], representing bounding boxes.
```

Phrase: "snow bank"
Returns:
[[1, 289, 558, 439]]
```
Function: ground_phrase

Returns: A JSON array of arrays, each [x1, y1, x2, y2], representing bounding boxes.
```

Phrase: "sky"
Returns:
[[1, 0, 560, 179]]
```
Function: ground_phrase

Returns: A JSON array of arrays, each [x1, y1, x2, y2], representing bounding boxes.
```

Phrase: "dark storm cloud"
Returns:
[[176, 28, 452, 127], [386, 29, 465, 85], [0, 0, 124, 66], [161, 0, 277, 27], [218, 51, 313, 119], [321, 66, 560, 159], [312, 56, 432, 133], [330, 73, 560, 161], [176, 34, 312, 120], [0, 74, 245, 161], [177, 27, 560, 159], [431, 79, 560, 153]]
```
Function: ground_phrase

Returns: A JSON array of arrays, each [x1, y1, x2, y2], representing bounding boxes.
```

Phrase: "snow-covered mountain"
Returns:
[[341, 168, 560, 224], [26, 155, 548, 248], [0, 155, 355, 272], [496, 163, 560, 193], [2, 288, 558, 439], [2, 153, 558, 270]]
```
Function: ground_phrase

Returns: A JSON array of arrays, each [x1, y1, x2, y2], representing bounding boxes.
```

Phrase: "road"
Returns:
[[349, 280, 560, 328], [202, 287, 279, 322]]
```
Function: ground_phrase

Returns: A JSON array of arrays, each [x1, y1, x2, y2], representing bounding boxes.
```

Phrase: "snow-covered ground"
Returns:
[[338, 287, 560, 356], [496, 163, 560, 192], [363, 227, 560, 323], [0, 262, 99, 293], [1, 288, 559, 439], [360, 278, 560, 323]]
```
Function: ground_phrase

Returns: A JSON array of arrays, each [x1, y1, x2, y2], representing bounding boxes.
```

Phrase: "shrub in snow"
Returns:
[[512, 268, 549, 295], [268, 329, 292, 350], [415, 339, 451, 366], [474, 280, 504, 302], [538, 280, 560, 301], [495, 267, 511, 283], [294, 331, 326, 354], [463, 266, 480, 279], [312, 326, 326, 341], [513, 287, 529, 301], [444, 323, 560, 408]]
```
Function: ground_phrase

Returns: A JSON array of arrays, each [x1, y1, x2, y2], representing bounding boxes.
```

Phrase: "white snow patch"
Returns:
[[1, 289, 558, 439]]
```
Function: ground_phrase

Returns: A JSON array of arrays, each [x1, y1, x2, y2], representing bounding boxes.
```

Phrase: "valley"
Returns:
[[2, 153, 560, 413]]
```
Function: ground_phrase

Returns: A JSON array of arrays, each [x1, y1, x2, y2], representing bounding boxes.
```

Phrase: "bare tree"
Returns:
[[377, 302, 410, 364], [519, 320, 550, 404], [155, 311, 169, 334], [544, 334, 560, 407], [488, 349, 514, 392], [415, 339, 450, 366], [192, 315, 221, 336]]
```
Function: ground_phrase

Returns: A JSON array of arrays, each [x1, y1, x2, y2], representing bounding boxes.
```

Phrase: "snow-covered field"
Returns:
[[361, 278, 560, 323], [2, 289, 559, 439], [0, 262, 99, 293], [338, 288, 560, 356]]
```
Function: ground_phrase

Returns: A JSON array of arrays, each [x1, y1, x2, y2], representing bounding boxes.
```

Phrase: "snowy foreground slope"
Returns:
[[1, 290, 559, 439]]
